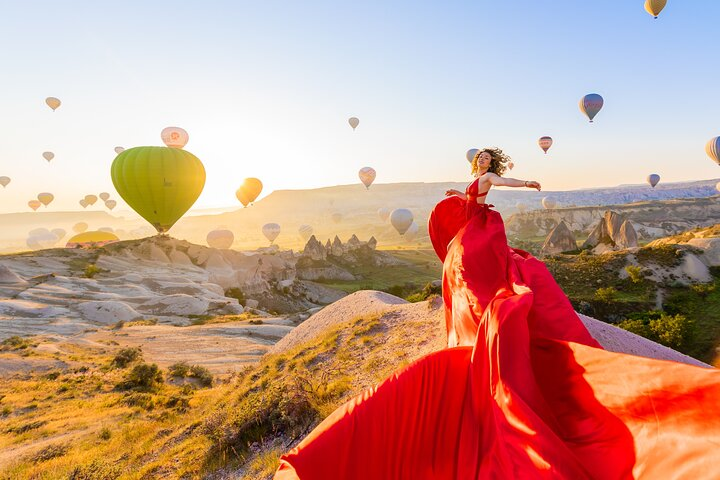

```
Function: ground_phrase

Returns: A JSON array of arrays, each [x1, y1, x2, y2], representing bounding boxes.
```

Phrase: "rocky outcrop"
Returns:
[[540, 221, 577, 255], [581, 211, 638, 251]]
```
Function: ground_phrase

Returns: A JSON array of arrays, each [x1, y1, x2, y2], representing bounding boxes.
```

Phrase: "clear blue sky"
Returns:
[[0, 0, 718, 213]]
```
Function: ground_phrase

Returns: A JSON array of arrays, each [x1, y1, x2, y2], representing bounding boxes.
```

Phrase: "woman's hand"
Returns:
[[526, 181, 541, 191], [445, 189, 463, 197]]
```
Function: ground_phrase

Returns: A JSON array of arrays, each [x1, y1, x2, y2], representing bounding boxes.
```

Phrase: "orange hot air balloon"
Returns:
[[236, 178, 263, 207], [538, 136, 553, 154], [28, 200, 42, 211], [45, 97, 61, 111], [37, 192, 54, 207], [358, 167, 376, 189], [84, 194, 98, 206], [644, 0, 667, 18]]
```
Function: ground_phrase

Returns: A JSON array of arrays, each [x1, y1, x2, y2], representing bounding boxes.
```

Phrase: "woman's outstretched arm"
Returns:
[[445, 189, 467, 199], [486, 173, 541, 191]]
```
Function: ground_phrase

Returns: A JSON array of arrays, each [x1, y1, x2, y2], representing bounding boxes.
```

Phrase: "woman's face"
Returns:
[[476, 151, 492, 170]]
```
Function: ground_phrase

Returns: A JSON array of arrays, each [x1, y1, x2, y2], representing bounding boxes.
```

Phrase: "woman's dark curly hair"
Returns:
[[471, 147, 511, 177]]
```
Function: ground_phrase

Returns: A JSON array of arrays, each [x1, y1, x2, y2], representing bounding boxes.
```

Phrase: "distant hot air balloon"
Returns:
[[37, 192, 54, 207], [705, 137, 720, 166], [51, 228, 66, 240], [79, 199, 88, 208], [84, 194, 98, 206], [105, 200, 117, 210], [111, 146, 206, 233], [114, 146, 125, 154], [404, 222, 419, 241], [99, 192, 110, 201], [542, 197, 557, 210], [644, 0, 667, 18], [28, 228, 58, 249], [236, 178, 263, 207], [45, 97, 61, 111], [298, 224, 313, 242], [262, 223, 281, 243], [647, 174, 661, 188], [42, 151, 54, 162], [538, 136, 553, 154], [28, 200, 41, 211], [0, 176, 10, 188], [348, 117, 359, 131], [73, 222, 88, 233], [716, 182, 720, 194], [358, 167, 376, 189], [378, 207, 390, 222], [507, 162, 515, 170], [98, 227, 114, 233], [466, 148, 479, 164], [331, 212, 343, 224], [207, 229, 234, 249], [579, 94, 604, 123], [161, 127, 189, 149], [390, 208, 414, 235], [516, 202, 527, 213], [66, 231, 119, 249]]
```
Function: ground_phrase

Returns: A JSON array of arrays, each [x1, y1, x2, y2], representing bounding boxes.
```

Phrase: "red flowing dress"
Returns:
[[275, 179, 720, 479]]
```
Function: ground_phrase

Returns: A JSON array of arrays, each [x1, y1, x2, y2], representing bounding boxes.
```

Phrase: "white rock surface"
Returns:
[[0, 265, 26, 284], [138, 294, 210, 316], [77, 301, 141, 324]]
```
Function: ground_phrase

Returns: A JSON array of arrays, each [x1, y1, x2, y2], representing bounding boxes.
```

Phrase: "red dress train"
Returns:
[[275, 180, 720, 479]]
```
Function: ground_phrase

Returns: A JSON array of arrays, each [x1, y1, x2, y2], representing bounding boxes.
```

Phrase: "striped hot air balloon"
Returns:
[[580, 94, 604, 123], [706, 137, 720, 166]]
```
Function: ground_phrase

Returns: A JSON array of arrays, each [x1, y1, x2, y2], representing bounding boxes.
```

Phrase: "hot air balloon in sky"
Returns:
[[538, 136, 553, 154], [66, 231, 119, 249], [645, 0, 667, 18], [0, 176, 10, 188], [298, 224, 313, 242], [348, 117, 359, 131], [45, 97, 61, 111], [84, 194, 98, 206], [404, 221, 419, 241], [28, 200, 41, 211], [114, 146, 125, 154], [262, 223, 281, 243], [73, 222, 88, 234], [706, 137, 720, 166], [579, 94, 604, 123], [647, 174, 660, 188], [79, 199, 88, 208], [542, 197, 558, 209], [28, 228, 58, 249], [161, 127, 189, 148], [359, 167, 376, 189], [99, 192, 110, 201], [51, 228, 66, 240], [390, 208, 414, 235], [37, 192, 54, 207], [111, 146, 206, 233], [105, 200, 117, 210], [42, 151, 54, 162], [507, 162, 515, 170], [378, 207, 390, 222], [207, 229, 234, 249], [236, 178, 263, 207], [466, 148, 479, 164], [716, 182, 720, 194]]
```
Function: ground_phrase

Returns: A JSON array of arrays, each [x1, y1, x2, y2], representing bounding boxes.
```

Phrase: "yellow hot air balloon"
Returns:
[[207, 229, 234, 249], [358, 167, 376, 189], [105, 200, 117, 210], [28, 200, 41, 211], [99, 192, 110, 201], [348, 117, 359, 131], [84, 194, 98, 206], [111, 146, 206, 234], [45, 97, 61, 111], [236, 178, 263, 207], [66, 231, 119, 249], [644, 0, 667, 18], [37, 192, 54, 207], [262, 223, 281, 243], [73, 222, 88, 233], [0, 176, 10, 188], [42, 151, 54, 162], [161, 127, 189, 149]]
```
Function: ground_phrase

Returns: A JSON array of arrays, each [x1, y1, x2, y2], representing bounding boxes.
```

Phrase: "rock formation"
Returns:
[[581, 211, 639, 251], [540, 221, 577, 255]]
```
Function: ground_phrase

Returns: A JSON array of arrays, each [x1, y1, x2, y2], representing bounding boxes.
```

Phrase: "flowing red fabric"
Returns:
[[276, 185, 720, 479]]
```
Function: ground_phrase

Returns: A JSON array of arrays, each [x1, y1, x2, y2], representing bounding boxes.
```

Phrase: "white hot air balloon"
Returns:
[[37, 192, 54, 207], [114, 146, 125, 154], [45, 97, 61, 111], [84, 194, 98, 206], [0, 176, 10, 188], [105, 200, 117, 210], [647, 174, 660, 188], [73, 222, 88, 233], [542, 197, 557, 210], [358, 167, 376, 189], [99, 192, 110, 201], [42, 152, 54, 162], [404, 221, 419, 241], [262, 223, 281, 243], [298, 224, 313, 242], [28, 228, 58, 248], [348, 117, 359, 131], [207, 229, 234, 249], [161, 127, 189, 148], [378, 207, 391, 222], [466, 148, 479, 164], [390, 208, 414, 235]]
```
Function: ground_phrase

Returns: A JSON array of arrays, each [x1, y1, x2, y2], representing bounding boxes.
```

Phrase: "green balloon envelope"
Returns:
[[111, 146, 206, 233]]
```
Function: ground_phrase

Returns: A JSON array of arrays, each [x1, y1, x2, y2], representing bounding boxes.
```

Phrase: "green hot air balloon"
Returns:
[[111, 146, 205, 233]]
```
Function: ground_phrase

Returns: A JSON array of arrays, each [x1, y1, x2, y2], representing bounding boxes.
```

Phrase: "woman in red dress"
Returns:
[[276, 148, 720, 479]]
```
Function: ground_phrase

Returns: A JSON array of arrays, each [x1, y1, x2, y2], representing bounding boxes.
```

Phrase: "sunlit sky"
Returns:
[[0, 1, 718, 214]]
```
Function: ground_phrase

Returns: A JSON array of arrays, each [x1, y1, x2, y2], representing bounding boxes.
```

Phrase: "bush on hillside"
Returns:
[[618, 311, 695, 350]]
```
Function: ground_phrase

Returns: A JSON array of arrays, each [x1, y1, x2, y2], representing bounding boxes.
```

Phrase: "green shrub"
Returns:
[[168, 362, 190, 378], [624, 265, 644, 284], [594, 286, 618, 304], [99, 428, 112, 440], [1, 336, 33, 350], [84, 264, 100, 278], [118, 363, 163, 391], [690, 283, 716, 298], [618, 311, 695, 350], [189, 365, 213, 387], [225, 287, 246, 306], [123, 392, 155, 409], [111, 348, 141, 368]]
